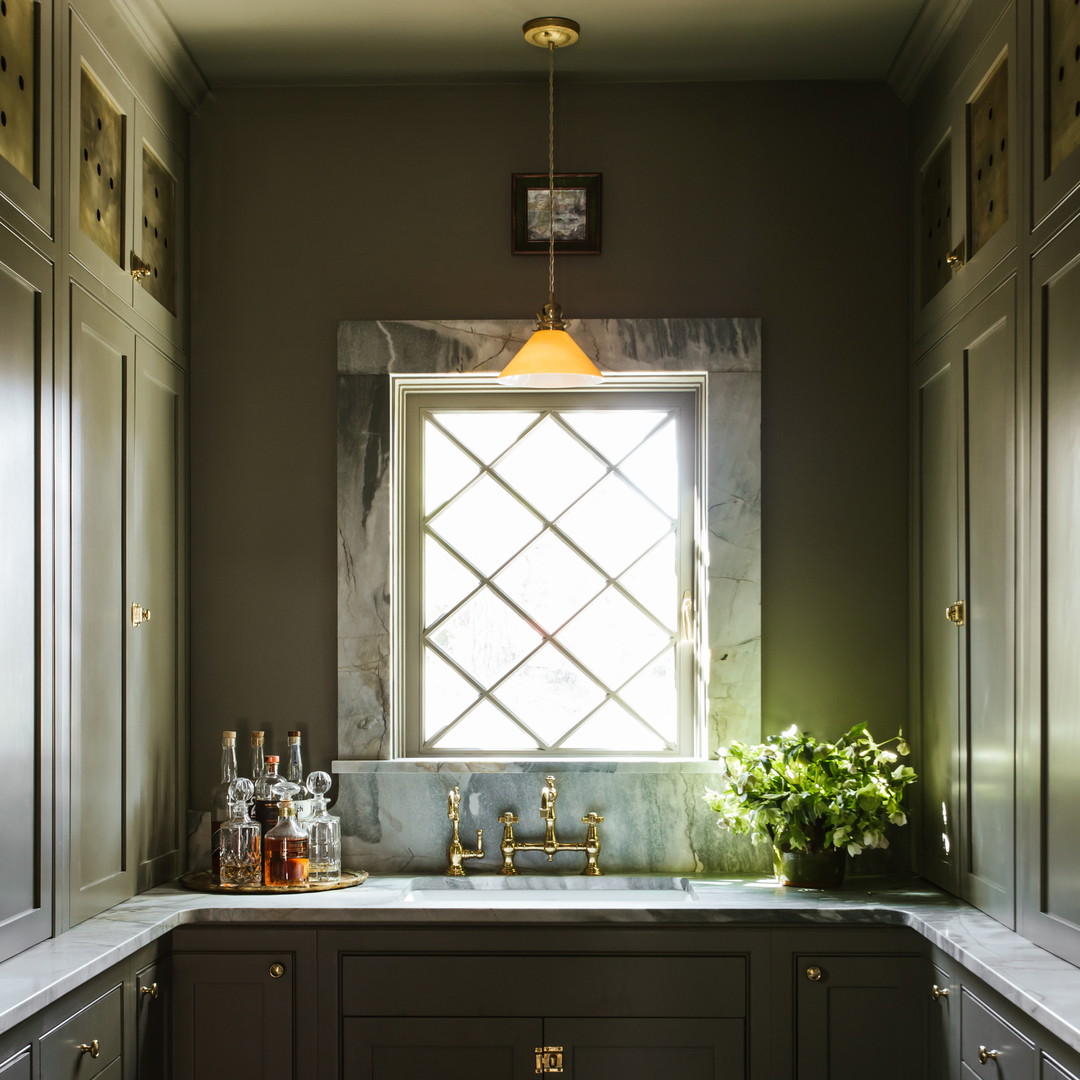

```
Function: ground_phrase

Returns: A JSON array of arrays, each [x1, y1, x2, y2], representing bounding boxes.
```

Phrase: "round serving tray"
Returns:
[[178, 869, 368, 895]]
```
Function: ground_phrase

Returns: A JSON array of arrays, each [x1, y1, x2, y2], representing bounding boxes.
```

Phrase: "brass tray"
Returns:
[[178, 869, 368, 895]]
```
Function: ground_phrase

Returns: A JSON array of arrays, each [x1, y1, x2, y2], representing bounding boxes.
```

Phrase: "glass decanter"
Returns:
[[302, 771, 341, 884], [217, 778, 261, 887], [263, 797, 310, 886]]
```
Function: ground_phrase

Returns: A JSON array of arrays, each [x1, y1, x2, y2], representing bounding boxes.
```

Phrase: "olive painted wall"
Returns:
[[188, 80, 909, 807]]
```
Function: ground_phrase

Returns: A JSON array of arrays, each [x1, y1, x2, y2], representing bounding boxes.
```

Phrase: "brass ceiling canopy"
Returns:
[[522, 17, 580, 49]]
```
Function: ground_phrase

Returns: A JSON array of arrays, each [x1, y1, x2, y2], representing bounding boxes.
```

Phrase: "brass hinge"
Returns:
[[535, 1047, 564, 1074]]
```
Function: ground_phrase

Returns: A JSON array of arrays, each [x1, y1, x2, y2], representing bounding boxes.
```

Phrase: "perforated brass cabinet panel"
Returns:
[[968, 54, 1008, 259], [0, 0, 36, 183], [138, 140, 175, 314], [79, 64, 124, 265], [1049, 0, 1080, 173], [920, 138, 953, 305]]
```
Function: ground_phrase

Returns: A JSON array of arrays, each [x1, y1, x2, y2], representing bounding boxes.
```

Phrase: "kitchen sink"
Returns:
[[402, 875, 698, 904]]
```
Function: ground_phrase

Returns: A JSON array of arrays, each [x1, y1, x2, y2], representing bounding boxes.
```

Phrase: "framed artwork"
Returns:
[[511, 172, 601, 254]]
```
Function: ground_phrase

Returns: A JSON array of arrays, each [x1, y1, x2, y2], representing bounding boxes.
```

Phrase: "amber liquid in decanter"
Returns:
[[263, 835, 309, 886]]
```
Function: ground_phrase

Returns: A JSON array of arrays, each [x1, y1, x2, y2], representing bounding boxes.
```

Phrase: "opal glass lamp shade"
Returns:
[[498, 327, 604, 388]]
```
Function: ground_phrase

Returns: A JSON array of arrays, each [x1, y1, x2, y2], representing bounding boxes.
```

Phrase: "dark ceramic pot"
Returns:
[[774, 847, 846, 889]]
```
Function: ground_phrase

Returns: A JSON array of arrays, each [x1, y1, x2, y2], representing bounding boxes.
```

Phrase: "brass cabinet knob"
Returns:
[[805, 966, 823, 982], [269, 962, 286, 979], [978, 1046, 1000, 1064], [140, 981, 159, 999], [130, 252, 152, 281], [78, 1041, 101, 1058], [931, 984, 950, 999]]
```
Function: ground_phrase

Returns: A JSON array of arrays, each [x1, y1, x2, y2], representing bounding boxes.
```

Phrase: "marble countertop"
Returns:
[[3, 873, 1080, 1056]]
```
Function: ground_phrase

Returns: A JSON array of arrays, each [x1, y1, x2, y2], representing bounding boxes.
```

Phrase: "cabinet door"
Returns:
[[794, 955, 927, 1080], [68, 13, 135, 305], [172, 953, 294, 1080], [0, 223, 53, 963], [1024, 216, 1080, 966], [913, 279, 1017, 923], [914, 337, 961, 893], [546, 1018, 744, 1079], [0, 1051, 30, 1080], [135, 958, 169, 1079], [69, 285, 134, 925], [130, 338, 185, 890], [342, 1018, 541, 1079]]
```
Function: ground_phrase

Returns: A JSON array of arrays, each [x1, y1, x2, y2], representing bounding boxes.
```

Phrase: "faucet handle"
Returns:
[[499, 812, 519, 825], [582, 812, 605, 825]]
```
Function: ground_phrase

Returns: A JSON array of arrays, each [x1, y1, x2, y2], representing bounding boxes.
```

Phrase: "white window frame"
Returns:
[[390, 373, 709, 759]]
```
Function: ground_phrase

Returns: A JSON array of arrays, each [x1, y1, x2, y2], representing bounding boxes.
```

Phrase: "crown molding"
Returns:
[[111, 0, 210, 111], [887, 0, 976, 102]]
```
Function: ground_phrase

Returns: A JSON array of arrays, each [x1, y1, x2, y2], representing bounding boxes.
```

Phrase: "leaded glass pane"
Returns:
[[619, 418, 678, 516], [557, 472, 673, 576], [493, 415, 606, 519], [433, 700, 537, 751], [424, 420, 479, 514], [428, 473, 541, 576], [562, 409, 668, 464], [424, 535, 478, 628], [430, 586, 540, 688], [435, 411, 538, 465], [494, 529, 605, 634], [423, 647, 480, 739], [560, 701, 668, 752], [618, 650, 677, 741], [559, 586, 671, 689], [619, 536, 678, 628], [493, 644, 606, 745]]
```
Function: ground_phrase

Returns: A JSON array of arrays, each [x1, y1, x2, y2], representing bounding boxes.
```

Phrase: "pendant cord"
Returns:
[[547, 39, 556, 307]]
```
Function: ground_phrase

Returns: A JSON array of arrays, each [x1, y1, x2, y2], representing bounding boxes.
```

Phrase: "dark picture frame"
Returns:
[[511, 172, 601, 254]]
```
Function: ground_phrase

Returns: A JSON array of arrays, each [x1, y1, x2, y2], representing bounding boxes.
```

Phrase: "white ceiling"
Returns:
[[154, 0, 932, 87]]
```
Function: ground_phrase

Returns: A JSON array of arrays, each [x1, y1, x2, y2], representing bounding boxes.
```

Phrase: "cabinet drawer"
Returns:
[[961, 990, 1035, 1079], [40, 985, 122, 1080], [0, 1049, 30, 1080], [341, 954, 747, 1018]]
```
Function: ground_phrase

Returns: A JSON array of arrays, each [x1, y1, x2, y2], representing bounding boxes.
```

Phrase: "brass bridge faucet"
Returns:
[[498, 775, 604, 876], [445, 785, 484, 876]]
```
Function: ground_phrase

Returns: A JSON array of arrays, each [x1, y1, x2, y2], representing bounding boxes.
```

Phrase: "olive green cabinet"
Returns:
[[171, 927, 318, 1080], [68, 285, 185, 925], [912, 277, 1018, 927], [0, 220, 54, 965]]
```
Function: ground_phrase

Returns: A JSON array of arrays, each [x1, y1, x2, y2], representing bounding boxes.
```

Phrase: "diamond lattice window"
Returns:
[[395, 380, 704, 757]]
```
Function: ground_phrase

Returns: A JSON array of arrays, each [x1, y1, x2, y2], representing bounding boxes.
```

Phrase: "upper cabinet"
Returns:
[[912, 0, 1018, 342], [1033, 0, 1080, 229], [68, 8, 187, 354], [0, 0, 55, 242]]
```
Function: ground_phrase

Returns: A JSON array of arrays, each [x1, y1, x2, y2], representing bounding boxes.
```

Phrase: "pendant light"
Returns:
[[498, 17, 603, 388]]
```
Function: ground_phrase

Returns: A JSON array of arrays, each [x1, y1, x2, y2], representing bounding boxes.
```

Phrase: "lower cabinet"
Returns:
[[0, 943, 168, 1080], [171, 927, 318, 1080], [931, 945, 1080, 1080]]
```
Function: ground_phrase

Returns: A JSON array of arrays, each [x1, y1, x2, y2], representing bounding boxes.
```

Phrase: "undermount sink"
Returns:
[[402, 875, 697, 904]]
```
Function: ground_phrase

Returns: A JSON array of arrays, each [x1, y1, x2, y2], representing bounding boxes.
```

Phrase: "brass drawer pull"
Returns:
[[78, 1040, 101, 1058], [805, 966, 823, 982], [140, 981, 159, 999], [269, 962, 286, 979], [931, 984, 950, 999], [978, 1046, 1000, 1064]]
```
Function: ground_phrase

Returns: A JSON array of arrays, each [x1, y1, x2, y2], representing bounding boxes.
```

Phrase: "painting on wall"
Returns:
[[512, 172, 601, 254]]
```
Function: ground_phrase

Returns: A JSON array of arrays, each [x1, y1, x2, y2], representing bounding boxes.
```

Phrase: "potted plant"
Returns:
[[703, 723, 917, 888]]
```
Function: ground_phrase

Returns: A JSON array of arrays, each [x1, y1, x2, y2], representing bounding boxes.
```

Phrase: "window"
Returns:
[[393, 376, 706, 758]]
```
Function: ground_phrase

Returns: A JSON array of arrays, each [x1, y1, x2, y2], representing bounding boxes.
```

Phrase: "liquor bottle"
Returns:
[[210, 731, 238, 877], [302, 771, 341, 883], [285, 730, 311, 807], [250, 730, 266, 784], [253, 754, 285, 836], [263, 799, 309, 886], [217, 778, 261, 887]]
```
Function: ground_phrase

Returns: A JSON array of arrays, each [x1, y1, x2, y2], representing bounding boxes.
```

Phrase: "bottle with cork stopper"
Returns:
[[252, 754, 285, 835]]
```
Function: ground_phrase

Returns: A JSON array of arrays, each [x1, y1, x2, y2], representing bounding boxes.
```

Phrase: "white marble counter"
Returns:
[[3, 874, 1080, 1057]]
